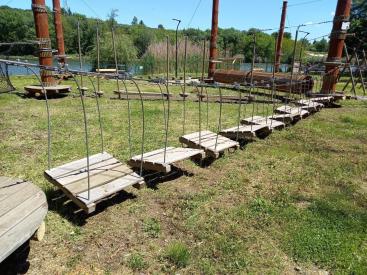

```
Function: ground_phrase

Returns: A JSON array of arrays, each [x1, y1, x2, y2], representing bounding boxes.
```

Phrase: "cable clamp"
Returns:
[[31, 4, 47, 13]]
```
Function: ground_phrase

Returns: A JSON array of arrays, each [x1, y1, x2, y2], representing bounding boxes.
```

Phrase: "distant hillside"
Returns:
[[0, 5, 329, 74]]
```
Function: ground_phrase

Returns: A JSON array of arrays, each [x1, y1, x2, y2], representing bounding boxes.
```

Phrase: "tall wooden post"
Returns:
[[53, 0, 66, 66], [321, 0, 352, 93], [275, 0, 287, 73], [32, 0, 55, 85], [208, 0, 219, 79]]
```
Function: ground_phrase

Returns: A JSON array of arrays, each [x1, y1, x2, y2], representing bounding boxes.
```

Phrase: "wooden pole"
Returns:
[[52, 0, 66, 65], [275, 0, 287, 73], [321, 0, 352, 93], [32, 0, 55, 85], [208, 0, 219, 79]]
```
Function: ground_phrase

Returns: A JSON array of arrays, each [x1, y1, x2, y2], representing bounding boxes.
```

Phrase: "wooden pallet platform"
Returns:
[[24, 85, 71, 97], [114, 91, 171, 100], [179, 131, 240, 158], [0, 177, 47, 263], [275, 106, 310, 118], [295, 100, 324, 112], [241, 116, 286, 130], [128, 147, 205, 173], [268, 113, 297, 125], [219, 124, 271, 140], [45, 152, 144, 214], [310, 96, 334, 104]]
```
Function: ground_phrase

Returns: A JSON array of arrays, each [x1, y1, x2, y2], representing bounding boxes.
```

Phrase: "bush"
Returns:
[[90, 30, 137, 70]]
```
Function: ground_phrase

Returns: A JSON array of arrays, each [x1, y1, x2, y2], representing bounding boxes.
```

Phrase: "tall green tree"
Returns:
[[347, 0, 367, 50]]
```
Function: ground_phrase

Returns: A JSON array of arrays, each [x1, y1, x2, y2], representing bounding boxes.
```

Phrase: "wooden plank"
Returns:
[[66, 164, 140, 195], [45, 152, 112, 179], [45, 153, 145, 213], [220, 124, 271, 140], [128, 147, 205, 173], [128, 159, 171, 173], [0, 178, 28, 203], [0, 190, 46, 238], [76, 174, 145, 210], [268, 114, 295, 125], [0, 182, 38, 218], [55, 158, 122, 186], [0, 176, 17, 188], [297, 99, 324, 109], [275, 106, 309, 118], [179, 131, 239, 158], [0, 204, 47, 263], [241, 116, 285, 130]]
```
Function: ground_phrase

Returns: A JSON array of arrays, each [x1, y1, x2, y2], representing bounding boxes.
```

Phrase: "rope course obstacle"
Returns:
[[0, 63, 14, 93], [0, 12, 356, 214], [179, 40, 240, 158], [128, 37, 205, 173]]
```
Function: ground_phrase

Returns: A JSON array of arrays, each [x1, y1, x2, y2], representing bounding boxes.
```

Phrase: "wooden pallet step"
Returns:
[[179, 131, 239, 158], [241, 116, 286, 130], [219, 124, 271, 140], [296, 99, 324, 109], [128, 147, 205, 173], [268, 114, 296, 125], [45, 152, 144, 214], [275, 106, 310, 118], [310, 96, 333, 104]]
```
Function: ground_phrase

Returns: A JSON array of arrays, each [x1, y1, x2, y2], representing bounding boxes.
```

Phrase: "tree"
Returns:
[[313, 38, 329, 52], [347, 0, 367, 50], [139, 20, 145, 26], [91, 30, 137, 69], [131, 26, 153, 58], [107, 9, 118, 29], [158, 24, 164, 30], [131, 16, 138, 25]]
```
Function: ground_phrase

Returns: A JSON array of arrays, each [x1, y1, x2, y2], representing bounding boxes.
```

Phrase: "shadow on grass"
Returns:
[[0, 240, 30, 275], [142, 167, 194, 190], [11, 90, 70, 100], [45, 188, 137, 226]]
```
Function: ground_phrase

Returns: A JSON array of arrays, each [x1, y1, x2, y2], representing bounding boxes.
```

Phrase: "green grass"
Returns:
[[1, 76, 367, 274], [143, 218, 161, 238], [126, 253, 147, 271], [164, 241, 190, 268]]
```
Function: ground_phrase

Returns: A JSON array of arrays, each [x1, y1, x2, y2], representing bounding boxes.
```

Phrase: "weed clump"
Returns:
[[164, 241, 190, 268]]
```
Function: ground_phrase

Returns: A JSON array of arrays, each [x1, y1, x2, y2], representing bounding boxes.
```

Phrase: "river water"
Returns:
[[5, 56, 289, 76]]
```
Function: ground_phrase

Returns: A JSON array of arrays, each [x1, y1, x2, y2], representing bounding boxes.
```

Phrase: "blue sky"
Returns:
[[3, 0, 337, 40]]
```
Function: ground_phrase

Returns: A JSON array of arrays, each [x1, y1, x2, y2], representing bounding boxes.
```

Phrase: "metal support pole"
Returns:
[[96, 22, 101, 93], [208, 0, 219, 78], [321, 0, 352, 93], [32, 0, 55, 85], [173, 19, 181, 80], [77, 21, 84, 92], [52, 0, 66, 66], [275, 0, 287, 73]]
